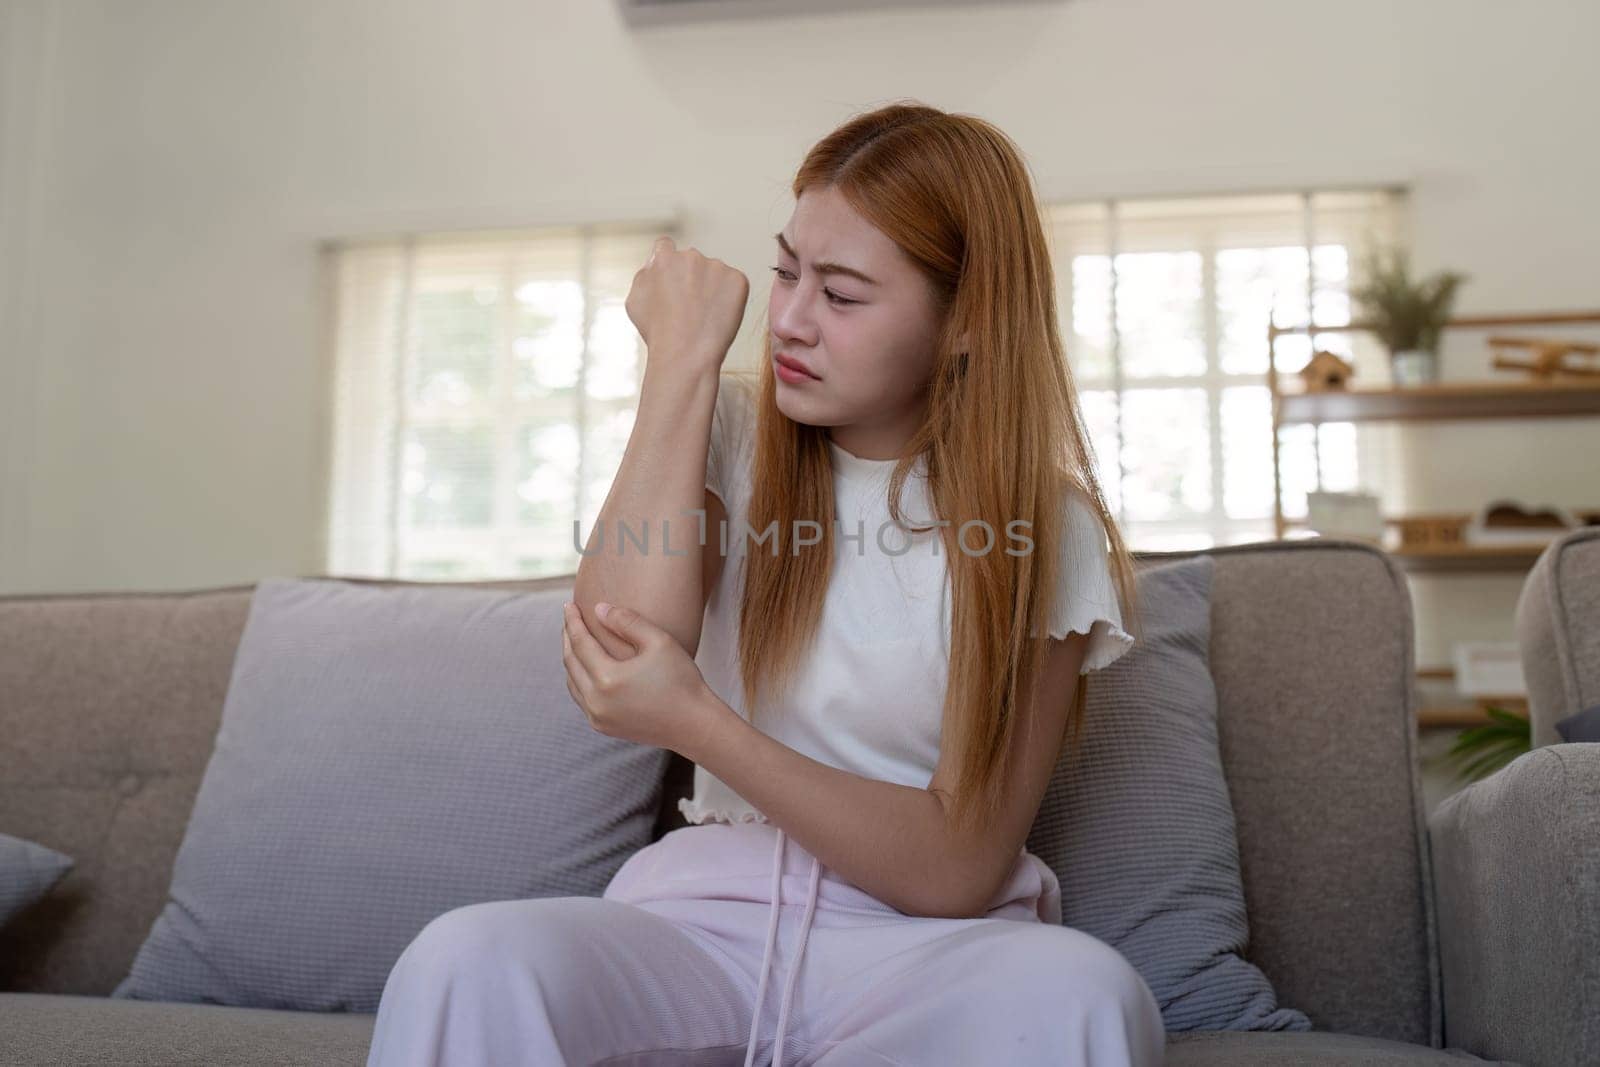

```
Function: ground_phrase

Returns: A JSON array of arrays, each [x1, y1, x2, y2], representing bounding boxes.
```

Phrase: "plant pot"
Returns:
[[1391, 348, 1438, 387]]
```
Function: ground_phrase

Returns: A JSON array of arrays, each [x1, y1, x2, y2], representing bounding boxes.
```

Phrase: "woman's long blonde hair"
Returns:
[[731, 102, 1142, 835]]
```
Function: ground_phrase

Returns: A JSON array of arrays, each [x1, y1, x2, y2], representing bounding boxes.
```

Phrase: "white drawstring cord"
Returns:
[[772, 855, 822, 1067], [743, 828, 787, 1067]]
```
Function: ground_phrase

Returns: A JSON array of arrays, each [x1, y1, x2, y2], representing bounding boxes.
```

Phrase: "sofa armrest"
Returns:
[[1427, 743, 1600, 1067]]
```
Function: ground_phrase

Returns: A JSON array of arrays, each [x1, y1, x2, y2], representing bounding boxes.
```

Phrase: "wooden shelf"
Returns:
[[1269, 310, 1600, 337], [1276, 526, 1570, 572], [1276, 378, 1600, 424], [1266, 309, 1600, 543], [1387, 543, 1549, 574], [1416, 666, 1525, 696], [1419, 705, 1526, 729], [1416, 693, 1527, 729], [1415, 668, 1526, 728]]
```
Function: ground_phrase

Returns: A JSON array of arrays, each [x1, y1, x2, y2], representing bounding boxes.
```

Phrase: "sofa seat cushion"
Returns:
[[0, 992, 374, 1066], [1, 994, 1513, 1066], [1166, 1029, 1510, 1065]]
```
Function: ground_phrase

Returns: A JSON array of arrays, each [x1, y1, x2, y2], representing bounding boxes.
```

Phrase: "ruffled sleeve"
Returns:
[[705, 373, 757, 507], [1029, 487, 1136, 673], [676, 796, 769, 826], [676, 767, 769, 826]]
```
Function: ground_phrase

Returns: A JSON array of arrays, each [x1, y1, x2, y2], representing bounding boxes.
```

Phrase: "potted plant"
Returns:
[[1351, 246, 1468, 386], [1430, 704, 1532, 784]]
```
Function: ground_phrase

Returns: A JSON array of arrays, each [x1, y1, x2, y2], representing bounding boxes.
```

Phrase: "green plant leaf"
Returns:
[[1484, 705, 1529, 728], [1351, 243, 1468, 354], [1453, 736, 1530, 781], [1447, 723, 1521, 754], [1459, 749, 1520, 780], [1459, 729, 1527, 753], [1440, 705, 1532, 782]]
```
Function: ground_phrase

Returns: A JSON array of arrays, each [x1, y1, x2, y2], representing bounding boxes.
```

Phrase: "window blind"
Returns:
[[1045, 188, 1409, 549], [322, 192, 1406, 579], [322, 224, 667, 579]]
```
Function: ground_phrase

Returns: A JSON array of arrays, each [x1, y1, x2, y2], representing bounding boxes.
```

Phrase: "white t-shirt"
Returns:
[[679, 374, 1135, 826]]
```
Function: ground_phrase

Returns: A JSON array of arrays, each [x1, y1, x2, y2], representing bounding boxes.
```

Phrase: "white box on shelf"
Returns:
[[1463, 499, 1580, 546], [1306, 490, 1384, 543], [1452, 641, 1527, 697]]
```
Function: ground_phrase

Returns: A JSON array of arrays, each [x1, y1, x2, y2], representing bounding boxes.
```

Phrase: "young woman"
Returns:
[[367, 102, 1162, 1067]]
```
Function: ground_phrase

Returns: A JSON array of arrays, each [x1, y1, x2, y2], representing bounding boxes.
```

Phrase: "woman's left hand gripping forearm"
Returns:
[[561, 600, 729, 758]]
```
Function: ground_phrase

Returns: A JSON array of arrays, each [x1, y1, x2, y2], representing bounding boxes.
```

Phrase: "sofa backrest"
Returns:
[[0, 541, 1436, 1046], [1516, 526, 1600, 747], [1184, 540, 1436, 1048]]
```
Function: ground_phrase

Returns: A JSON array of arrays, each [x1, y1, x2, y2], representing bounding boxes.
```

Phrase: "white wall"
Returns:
[[2, 0, 1596, 690]]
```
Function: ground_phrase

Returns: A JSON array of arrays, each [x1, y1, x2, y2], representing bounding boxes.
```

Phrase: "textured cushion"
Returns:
[[1, 835, 73, 930], [1555, 703, 1600, 743], [0, 995, 1503, 1067], [110, 577, 670, 1012], [1027, 555, 1310, 1032], [0, 992, 377, 1066], [1164, 1029, 1506, 1064], [1428, 743, 1600, 1067]]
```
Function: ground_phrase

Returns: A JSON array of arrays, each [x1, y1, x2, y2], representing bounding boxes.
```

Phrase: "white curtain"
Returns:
[[322, 224, 668, 580], [322, 191, 1407, 581], [1045, 189, 1408, 549]]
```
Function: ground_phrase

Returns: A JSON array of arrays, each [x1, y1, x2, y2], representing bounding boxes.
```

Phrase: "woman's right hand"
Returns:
[[625, 236, 749, 374]]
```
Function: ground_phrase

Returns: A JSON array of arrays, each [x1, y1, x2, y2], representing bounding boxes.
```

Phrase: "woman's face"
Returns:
[[768, 186, 946, 460]]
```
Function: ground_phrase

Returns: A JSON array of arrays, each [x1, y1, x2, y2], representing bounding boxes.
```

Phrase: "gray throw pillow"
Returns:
[[112, 576, 670, 1012], [1, 833, 73, 929], [1027, 555, 1311, 1032], [1556, 703, 1600, 742]]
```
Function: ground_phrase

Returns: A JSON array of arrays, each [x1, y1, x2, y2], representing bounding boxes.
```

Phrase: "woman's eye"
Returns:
[[769, 266, 856, 306]]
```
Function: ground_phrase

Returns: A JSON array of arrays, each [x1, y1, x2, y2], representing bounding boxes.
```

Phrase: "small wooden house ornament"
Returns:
[[1300, 350, 1355, 392]]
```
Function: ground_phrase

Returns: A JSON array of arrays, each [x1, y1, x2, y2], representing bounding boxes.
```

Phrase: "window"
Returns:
[[322, 224, 665, 579], [1046, 189, 1409, 550]]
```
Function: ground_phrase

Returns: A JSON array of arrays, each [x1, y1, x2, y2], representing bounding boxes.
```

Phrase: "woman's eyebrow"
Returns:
[[774, 232, 880, 287]]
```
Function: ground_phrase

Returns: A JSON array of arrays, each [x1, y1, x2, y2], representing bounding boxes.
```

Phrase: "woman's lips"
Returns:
[[775, 354, 819, 383]]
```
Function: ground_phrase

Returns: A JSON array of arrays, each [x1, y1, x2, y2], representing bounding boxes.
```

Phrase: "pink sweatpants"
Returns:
[[365, 821, 1165, 1066]]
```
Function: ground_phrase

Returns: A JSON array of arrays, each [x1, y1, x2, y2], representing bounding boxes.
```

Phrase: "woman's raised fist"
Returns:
[[625, 236, 749, 373]]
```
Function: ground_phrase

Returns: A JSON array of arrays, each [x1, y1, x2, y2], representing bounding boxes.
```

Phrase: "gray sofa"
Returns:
[[1515, 525, 1600, 749], [2, 537, 1595, 1065]]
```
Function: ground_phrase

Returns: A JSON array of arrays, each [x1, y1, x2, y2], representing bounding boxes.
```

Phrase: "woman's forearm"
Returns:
[[682, 689, 981, 920], [574, 360, 721, 661]]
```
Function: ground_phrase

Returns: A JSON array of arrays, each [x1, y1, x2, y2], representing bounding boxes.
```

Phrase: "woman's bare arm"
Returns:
[[573, 364, 721, 662], [573, 235, 746, 660], [679, 631, 1093, 918]]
